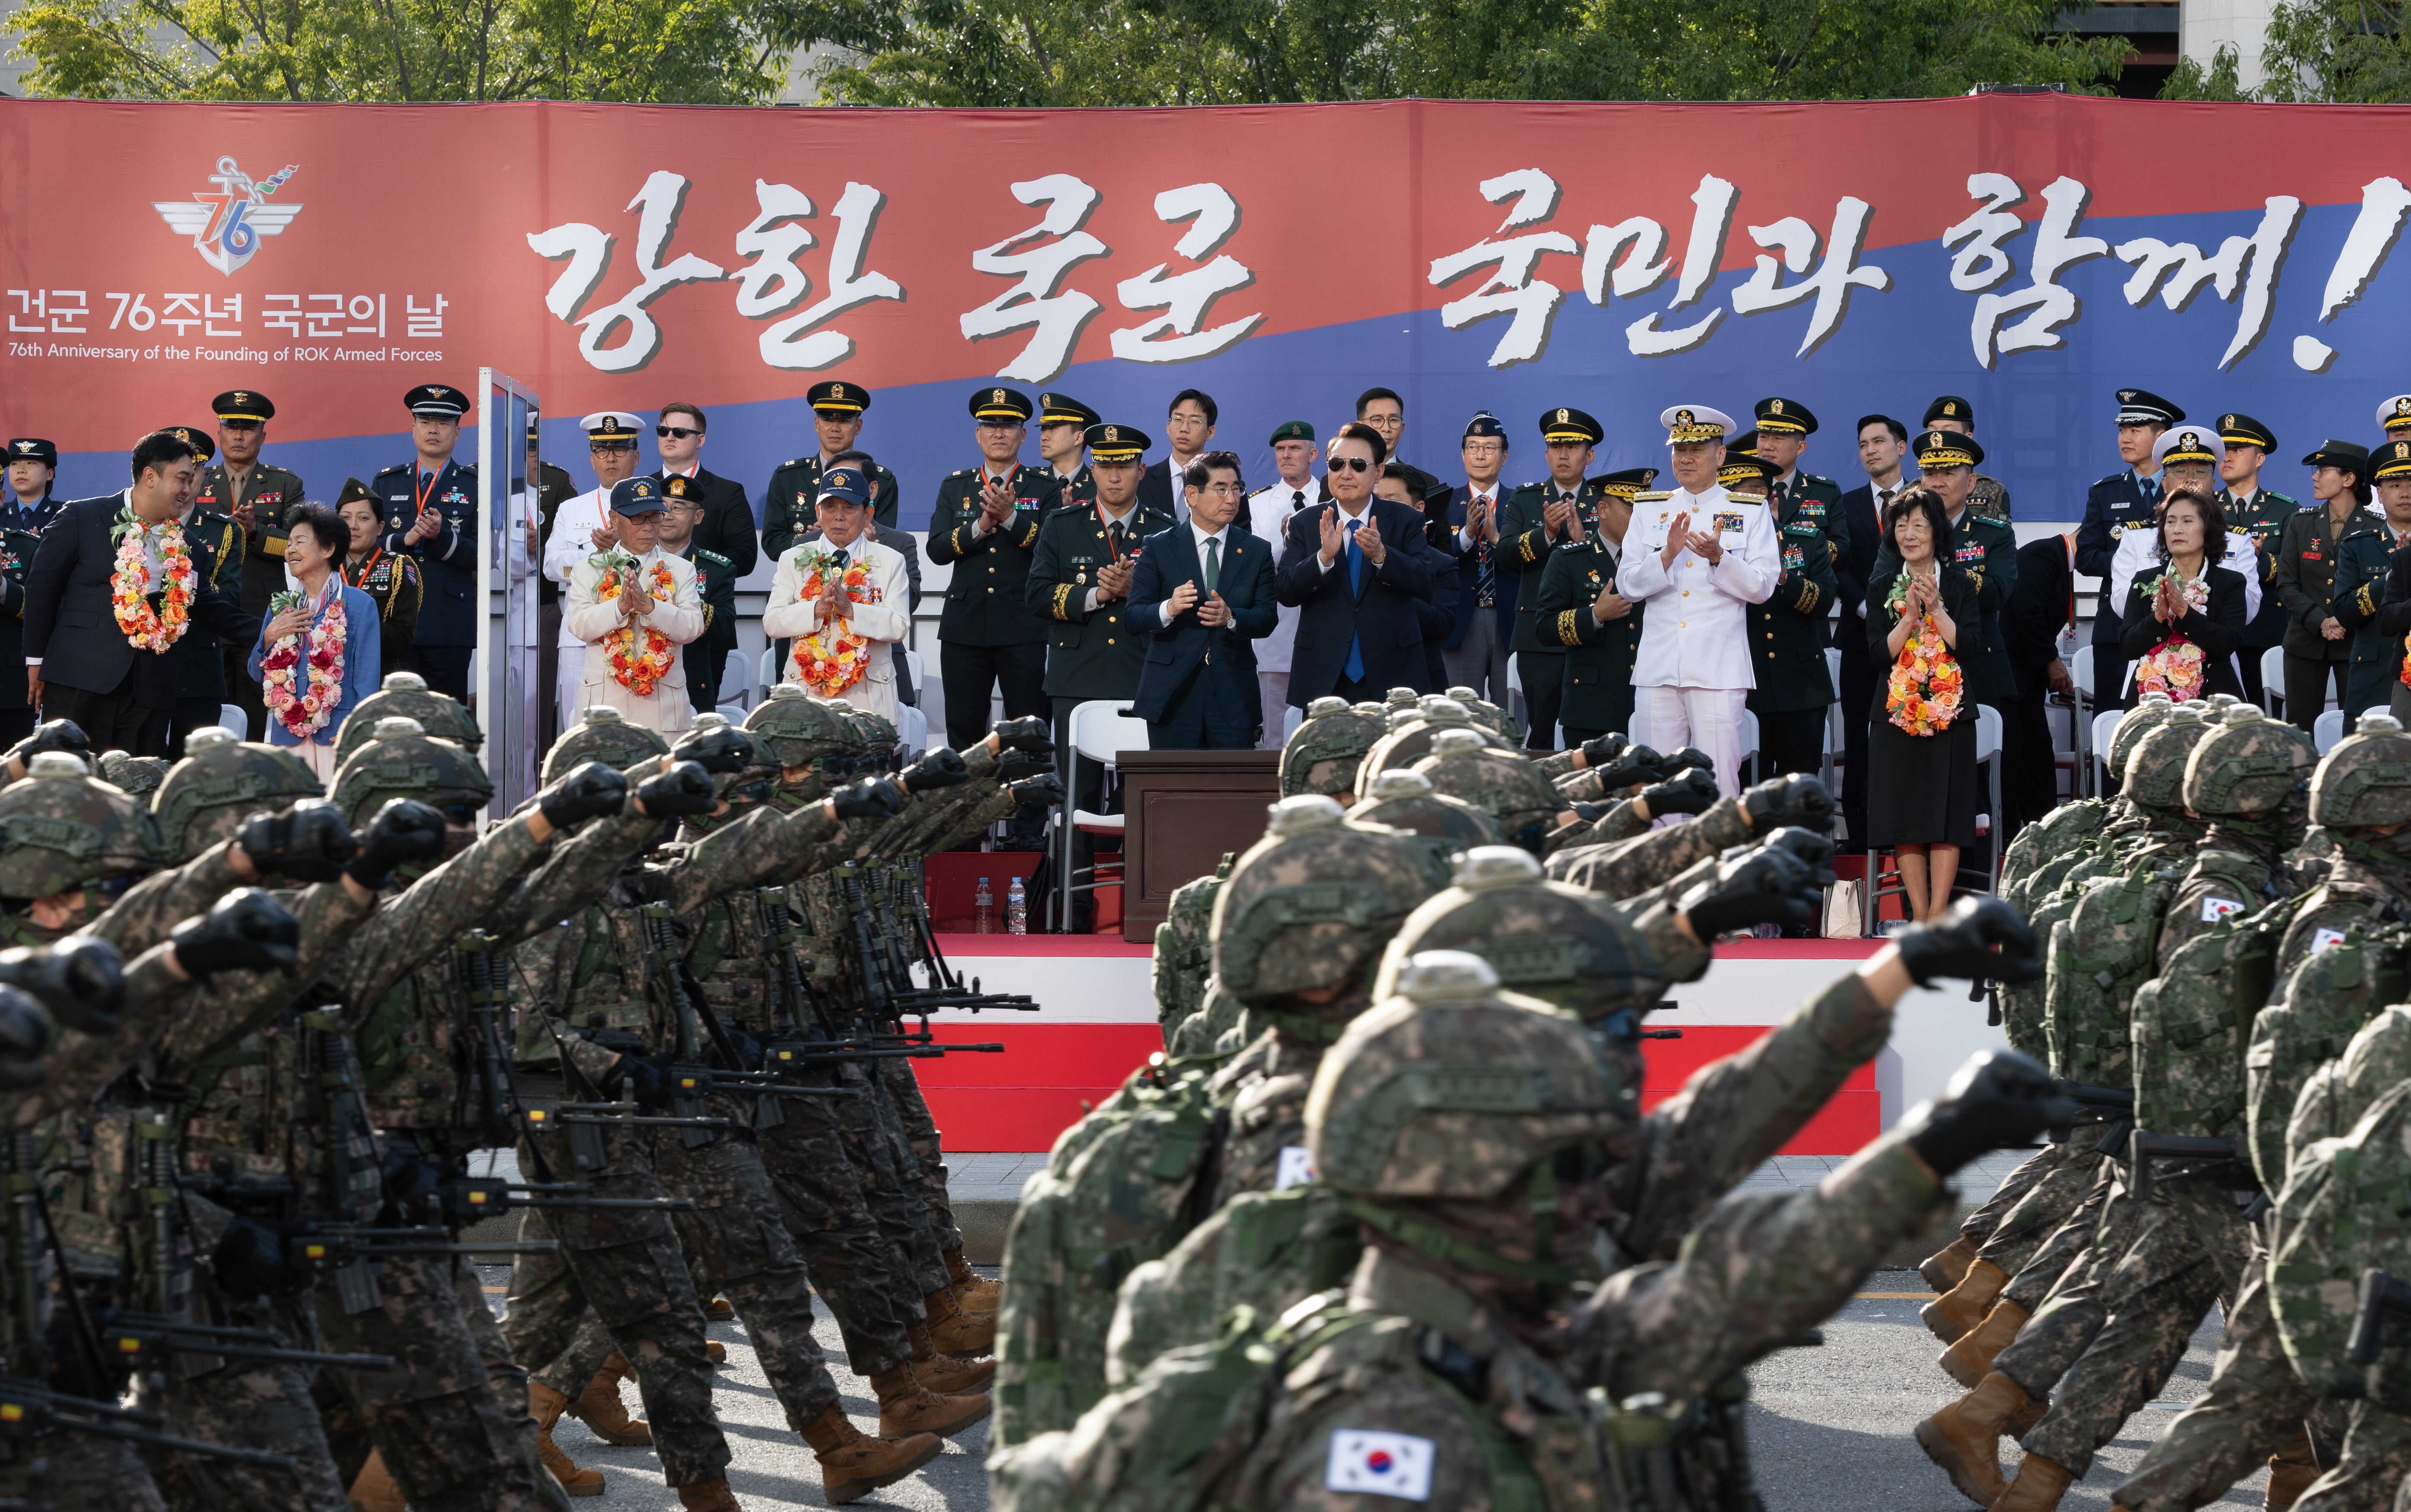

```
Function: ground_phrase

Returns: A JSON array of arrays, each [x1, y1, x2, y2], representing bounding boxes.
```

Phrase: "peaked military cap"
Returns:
[[970, 386, 1034, 424], [2156, 426, 2224, 467], [1539, 407, 1603, 445], [1084, 423, 1149, 463], [1038, 392, 1099, 428], [580, 412, 642, 447], [1661, 405, 1734, 444], [1588, 466, 1658, 499], [1754, 396, 1816, 435], [1913, 428, 1985, 470], [405, 384, 470, 419], [161, 426, 214, 463], [5, 440, 55, 467], [2219, 412, 2277, 452], [808, 380, 869, 416], [1923, 396, 1975, 428], [2115, 388, 2184, 427], [2376, 395, 2411, 434], [211, 389, 274, 424], [2303, 438, 2372, 473], [2377, 440, 2411, 481]]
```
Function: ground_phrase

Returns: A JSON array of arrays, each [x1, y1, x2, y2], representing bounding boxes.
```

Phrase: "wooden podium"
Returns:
[[1117, 749, 1282, 943]]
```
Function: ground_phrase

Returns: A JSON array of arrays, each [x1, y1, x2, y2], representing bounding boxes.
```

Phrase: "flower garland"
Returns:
[[2133, 566, 2212, 702], [108, 508, 194, 653], [788, 546, 878, 698], [260, 585, 347, 740], [1884, 571, 1964, 736], [591, 551, 678, 696]]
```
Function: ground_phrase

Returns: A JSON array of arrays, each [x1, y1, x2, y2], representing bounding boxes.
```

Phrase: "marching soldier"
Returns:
[[2074, 389, 2181, 712], [1498, 406, 1606, 752], [371, 383, 479, 702], [1752, 396, 1854, 567], [1925, 395, 2013, 522], [1035, 392, 1099, 507], [0, 438, 65, 746], [196, 391, 303, 741], [1729, 442, 1839, 780], [764, 382, 901, 560], [1530, 465, 1654, 744]]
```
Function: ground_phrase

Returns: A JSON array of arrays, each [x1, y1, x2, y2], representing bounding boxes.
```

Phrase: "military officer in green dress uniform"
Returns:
[[1751, 396, 1854, 569], [657, 478, 739, 713], [2331, 437, 2411, 717], [1924, 395, 2013, 522], [196, 389, 303, 740], [1035, 391, 1099, 508], [1530, 465, 1655, 743], [1873, 431, 2019, 721], [1498, 406, 1606, 752], [929, 386, 1065, 842], [1725, 443, 1840, 779], [1026, 421, 1172, 923], [334, 477, 422, 679], [763, 380, 902, 559], [2216, 411, 2295, 707], [162, 421, 245, 752]]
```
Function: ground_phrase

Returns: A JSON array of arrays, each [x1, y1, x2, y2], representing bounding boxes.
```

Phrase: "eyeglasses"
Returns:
[[591, 440, 636, 452], [1196, 481, 1246, 497], [1327, 456, 1373, 473], [656, 425, 699, 439]]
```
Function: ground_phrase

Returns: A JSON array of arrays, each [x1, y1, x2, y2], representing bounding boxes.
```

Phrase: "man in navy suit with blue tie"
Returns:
[[1130, 450, 1277, 748], [1276, 421, 1438, 706]]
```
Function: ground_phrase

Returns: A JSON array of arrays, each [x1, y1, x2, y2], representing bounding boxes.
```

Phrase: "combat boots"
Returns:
[[907, 1321, 996, 1393], [567, 1351, 653, 1446], [675, 1477, 744, 1511], [945, 1248, 1000, 1313], [1914, 1370, 2031, 1507], [706, 1339, 728, 1365], [1941, 1297, 2031, 1388], [800, 1403, 943, 1506], [1922, 1235, 1981, 1293], [1993, 1450, 2075, 1511], [923, 1283, 995, 1354], [350, 1450, 408, 1512], [1924, 1258, 2010, 1344], [705, 1295, 736, 1321], [527, 1382, 606, 1499], [870, 1360, 993, 1438], [2266, 1425, 2321, 1510]]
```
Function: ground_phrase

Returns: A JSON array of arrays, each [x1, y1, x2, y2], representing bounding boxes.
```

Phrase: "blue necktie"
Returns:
[[1343, 524, 1366, 682]]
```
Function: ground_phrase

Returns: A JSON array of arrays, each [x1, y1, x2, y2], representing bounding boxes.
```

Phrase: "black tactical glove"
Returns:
[[830, 778, 905, 821], [900, 749, 971, 793], [1740, 772, 1835, 834], [997, 748, 1056, 783], [1655, 746, 1716, 779], [213, 1216, 305, 1298], [0, 986, 52, 1090], [992, 716, 1052, 752], [1008, 772, 1066, 807], [669, 724, 754, 775], [538, 762, 629, 830], [6, 719, 89, 773], [1587, 744, 1663, 791], [1638, 768, 1720, 819], [1758, 826, 1839, 885], [1900, 1050, 2078, 1178], [1895, 896, 2044, 987], [616, 1054, 674, 1112], [635, 760, 717, 818], [236, 801, 357, 884], [0, 935, 123, 1037], [344, 799, 449, 890], [170, 889, 301, 979], [1578, 732, 1629, 769], [1677, 845, 1816, 939], [1567, 801, 1606, 825]]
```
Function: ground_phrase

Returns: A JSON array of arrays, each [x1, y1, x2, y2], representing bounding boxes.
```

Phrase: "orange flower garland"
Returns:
[[2133, 568, 2211, 702], [109, 508, 194, 653], [789, 547, 878, 698], [592, 554, 678, 696], [1885, 572, 1964, 736]]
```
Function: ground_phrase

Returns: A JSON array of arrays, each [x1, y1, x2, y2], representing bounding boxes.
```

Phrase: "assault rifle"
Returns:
[[285, 1223, 560, 1271], [2122, 1131, 2245, 1203], [2048, 1080, 2135, 1152], [92, 1311, 396, 1375], [0, 1376, 299, 1473], [457, 934, 519, 1151], [873, 861, 1036, 1017], [299, 1007, 391, 1314], [639, 904, 858, 1143], [2350, 1269, 2411, 1366]]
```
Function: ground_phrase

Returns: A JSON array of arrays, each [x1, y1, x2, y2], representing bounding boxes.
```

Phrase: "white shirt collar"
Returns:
[[1335, 495, 1371, 519], [663, 462, 699, 479], [1192, 519, 1228, 548], [1868, 474, 1903, 495]]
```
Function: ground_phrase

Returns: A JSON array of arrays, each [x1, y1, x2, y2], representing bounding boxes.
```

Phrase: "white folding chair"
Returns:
[[1282, 705, 1304, 740], [714, 703, 746, 727], [894, 701, 929, 755], [903, 648, 925, 709], [218, 703, 244, 737], [1973, 703, 2004, 892], [759, 647, 780, 693], [1736, 708, 1761, 786], [1505, 653, 1526, 740], [1052, 700, 1153, 932], [2069, 645, 2096, 795], [1626, 705, 1653, 752], [2091, 708, 2125, 794], [2316, 708, 2346, 755], [1822, 647, 1845, 787], [2260, 646, 2286, 717], [721, 649, 752, 710]]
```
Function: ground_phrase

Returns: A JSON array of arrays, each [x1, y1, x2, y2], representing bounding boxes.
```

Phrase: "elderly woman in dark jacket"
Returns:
[[2119, 485, 2247, 706]]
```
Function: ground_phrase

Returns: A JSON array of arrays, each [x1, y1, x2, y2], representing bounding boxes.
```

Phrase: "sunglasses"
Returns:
[[656, 425, 700, 439], [1327, 456, 1374, 473]]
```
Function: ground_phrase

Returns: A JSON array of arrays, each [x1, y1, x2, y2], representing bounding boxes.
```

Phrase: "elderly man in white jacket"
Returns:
[[762, 466, 911, 721], [1615, 404, 1782, 795], [562, 474, 705, 735]]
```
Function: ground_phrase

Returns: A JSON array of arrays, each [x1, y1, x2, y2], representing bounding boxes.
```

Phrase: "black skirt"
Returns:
[[1864, 693, 1981, 848]]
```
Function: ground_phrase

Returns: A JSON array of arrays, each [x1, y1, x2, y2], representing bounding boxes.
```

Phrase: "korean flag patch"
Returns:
[[2313, 927, 2348, 953], [1326, 1430, 1435, 1500], [1275, 1145, 1318, 1191], [2202, 897, 2247, 924]]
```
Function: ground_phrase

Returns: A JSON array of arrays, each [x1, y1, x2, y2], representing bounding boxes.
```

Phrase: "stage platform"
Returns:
[[913, 934, 2007, 1157]]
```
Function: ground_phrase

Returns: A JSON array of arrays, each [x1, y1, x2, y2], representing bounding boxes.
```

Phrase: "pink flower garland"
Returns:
[[261, 590, 347, 740]]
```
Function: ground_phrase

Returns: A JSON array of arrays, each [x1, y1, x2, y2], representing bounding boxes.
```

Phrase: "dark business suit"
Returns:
[[1834, 483, 1886, 845], [24, 494, 256, 755], [168, 499, 246, 755], [2073, 468, 2161, 718], [2001, 532, 2076, 837], [1440, 486, 1516, 711], [1275, 498, 1437, 705], [2119, 565, 2248, 705], [1129, 523, 1277, 747], [654, 466, 759, 581]]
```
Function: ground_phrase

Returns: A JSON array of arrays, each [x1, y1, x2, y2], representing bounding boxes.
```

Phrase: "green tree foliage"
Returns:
[[2256, 0, 2411, 100]]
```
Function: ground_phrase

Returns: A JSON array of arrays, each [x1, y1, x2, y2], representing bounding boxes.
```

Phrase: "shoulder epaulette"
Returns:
[[199, 510, 235, 528], [949, 468, 975, 479], [373, 462, 411, 478], [1804, 472, 1836, 485], [1727, 491, 1768, 505], [694, 548, 730, 568], [1633, 490, 1675, 502], [2269, 490, 2300, 505], [774, 456, 812, 472]]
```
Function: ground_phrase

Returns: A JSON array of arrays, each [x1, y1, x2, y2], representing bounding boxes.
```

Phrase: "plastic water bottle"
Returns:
[[974, 877, 995, 934], [1007, 877, 1028, 936]]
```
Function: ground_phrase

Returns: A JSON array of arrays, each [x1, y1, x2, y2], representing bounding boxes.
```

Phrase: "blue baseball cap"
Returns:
[[815, 467, 869, 508], [608, 476, 666, 515]]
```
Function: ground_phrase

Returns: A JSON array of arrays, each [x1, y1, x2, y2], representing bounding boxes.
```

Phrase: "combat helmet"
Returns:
[[2122, 707, 2217, 814], [1445, 685, 1515, 740], [1350, 769, 1501, 850], [0, 752, 167, 904], [543, 706, 670, 783], [333, 670, 482, 769], [743, 684, 856, 772], [2184, 705, 2315, 818], [1307, 951, 1632, 1265], [151, 726, 325, 860], [1382, 686, 1419, 711], [1411, 730, 1561, 853], [328, 717, 493, 829], [2105, 694, 2179, 783], [1278, 697, 1384, 799], [97, 752, 169, 800], [1356, 700, 1478, 793], [2311, 712, 2411, 830], [1374, 846, 1664, 1028], [1210, 795, 1450, 1031]]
